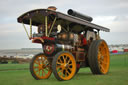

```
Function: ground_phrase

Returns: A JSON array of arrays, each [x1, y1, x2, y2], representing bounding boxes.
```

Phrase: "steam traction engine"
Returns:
[[17, 7, 110, 81]]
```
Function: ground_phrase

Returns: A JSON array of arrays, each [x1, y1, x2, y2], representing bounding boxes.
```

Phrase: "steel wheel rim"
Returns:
[[98, 41, 110, 74], [56, 53, 76, 80], [33, 54, 52, 79]]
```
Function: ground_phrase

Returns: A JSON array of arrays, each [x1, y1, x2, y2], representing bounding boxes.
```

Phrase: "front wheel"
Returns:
[[30, 53, 52, 80], [88, 40, 110, 74], [52, 51, 76, 81]]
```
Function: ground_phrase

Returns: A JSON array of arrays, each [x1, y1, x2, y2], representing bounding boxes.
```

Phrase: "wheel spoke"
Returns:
[[35, 69, 39, 73], [58, 69, 63, 74], [38, 69, 41, 76], [34, 66, 39, 69], [67, 59, 71, 64], [100, 60, 108, 65], [56, 61, 62, 65], [104, 54, 108, 57], [64, 58, 66, 63], [68, 62, 72, 66], [41, 57, 45, 64], [65, 70, 68, 77], [59, 69, 64, 77], [35, 61, 40, 64], [62, 55, 66, 63], [42, 69, 47, 76], [66, 69, 70, 75], [42, 69, 45, 76], [58, 58, 63, 63], [42, 70, 44, 76], [37, 59, 41, 65], [65, 56, 68, 63], [100, 64, 105, 72], [45, 67, 50, 71], [98, 51, 101, 58], [56, 65, 63, 69], [68, 67, 72, 71], [41, 56, 44, 61]]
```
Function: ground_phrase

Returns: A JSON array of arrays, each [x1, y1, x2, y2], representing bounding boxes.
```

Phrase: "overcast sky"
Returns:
[[0, 0, 128, 49]]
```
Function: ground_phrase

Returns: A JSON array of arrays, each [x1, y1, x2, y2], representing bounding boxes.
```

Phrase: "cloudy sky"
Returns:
[[0, 0, 128, 49]]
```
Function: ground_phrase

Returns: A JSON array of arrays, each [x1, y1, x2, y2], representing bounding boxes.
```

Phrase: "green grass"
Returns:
[[0, 53, 128, 85], [0, 63, 29, 70]]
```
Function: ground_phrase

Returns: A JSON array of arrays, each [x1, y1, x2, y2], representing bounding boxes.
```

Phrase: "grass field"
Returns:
[[0, 53, 128, 85]]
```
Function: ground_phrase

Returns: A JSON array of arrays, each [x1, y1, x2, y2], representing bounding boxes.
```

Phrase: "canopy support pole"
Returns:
[[97, 30, 100, 39], [48, 17, 57, 37], [22, 22, 30, 39], [30, 18, 32, 38], [45, 16, 48, 37]]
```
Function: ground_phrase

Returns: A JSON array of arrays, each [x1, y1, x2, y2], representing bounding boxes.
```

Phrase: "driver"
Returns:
[[37, 6, 57, 35]]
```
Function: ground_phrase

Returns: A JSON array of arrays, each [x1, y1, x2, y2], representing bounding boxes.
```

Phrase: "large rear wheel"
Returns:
[[30, 53, 52, 80], [52, 51, 76, 81], [88, 40, 110, 74]]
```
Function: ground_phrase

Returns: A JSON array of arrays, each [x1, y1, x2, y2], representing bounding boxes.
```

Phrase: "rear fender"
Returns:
[[32, 37, 44, 44]]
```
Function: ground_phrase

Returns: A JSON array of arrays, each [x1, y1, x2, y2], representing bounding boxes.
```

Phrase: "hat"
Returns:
[[47, 6, 57, 11]]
